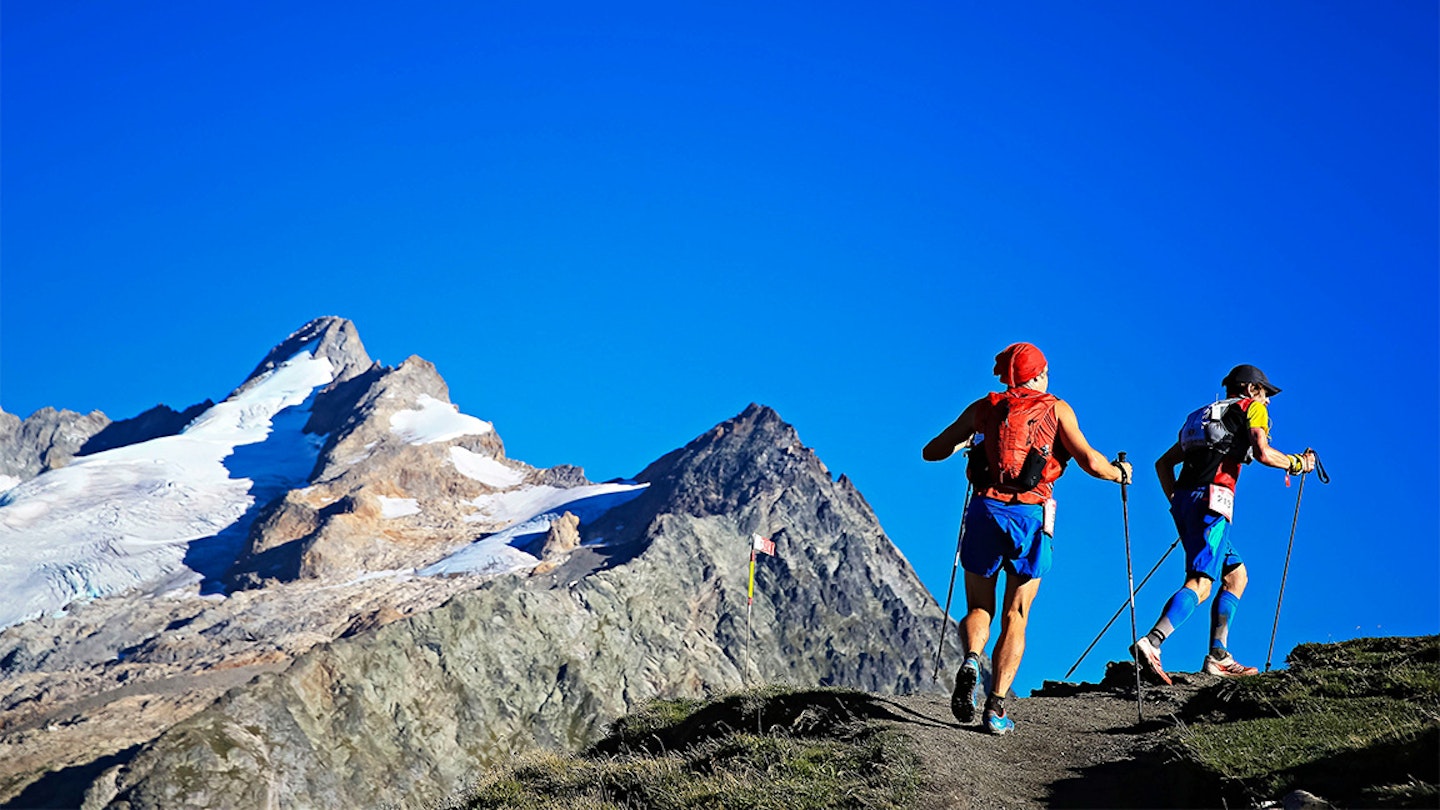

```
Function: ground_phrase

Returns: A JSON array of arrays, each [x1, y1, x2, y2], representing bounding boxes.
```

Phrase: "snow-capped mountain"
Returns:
[[0, 317, 641, 630], [0, 318, 954, 810]]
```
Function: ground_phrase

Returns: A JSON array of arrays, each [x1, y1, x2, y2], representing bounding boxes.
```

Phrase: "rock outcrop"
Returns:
[[0, 407, 111, 482], [225, 352, 528, 588], [85, 404, 959, 809], [587, 402, 947, 694], [0, 575, 485, 809], [525, 511, 581, 559], [1, 398, 218, 487]]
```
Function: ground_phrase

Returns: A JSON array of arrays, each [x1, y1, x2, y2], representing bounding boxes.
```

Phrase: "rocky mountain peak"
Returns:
[[631, 402, 819, 520], [713, 402, 795, 442], [239, 316, 374, 394]]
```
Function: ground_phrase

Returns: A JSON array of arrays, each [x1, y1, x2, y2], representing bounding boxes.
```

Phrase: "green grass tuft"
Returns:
[[440, 687, 921, 810]]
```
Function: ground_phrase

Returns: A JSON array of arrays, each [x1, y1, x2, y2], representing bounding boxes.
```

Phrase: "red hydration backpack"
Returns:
[[967, 389, 1067, 504]]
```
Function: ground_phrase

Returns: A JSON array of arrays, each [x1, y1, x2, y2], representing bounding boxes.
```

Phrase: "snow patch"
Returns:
[[0, 475, 19, 495], [463, 482, 645, 526], [389, 395, 492, 445], [450, 447, 526, 488], [417, 536, 539, 578], [0, 351, 335, 630], [378, 496, 421, 519], [422, 482, 648, 577]]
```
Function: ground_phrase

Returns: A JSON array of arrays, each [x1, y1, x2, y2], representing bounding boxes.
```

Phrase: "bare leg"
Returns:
[[960, 571, 998, 656], [1219, 563, 1248, 598], [1186, 575, 1214, 603], [990, 574, 1043, 699], [951, 571, 1000, 723]]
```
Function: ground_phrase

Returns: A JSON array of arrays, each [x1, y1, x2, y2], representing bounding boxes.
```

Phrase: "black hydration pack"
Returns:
[[1178, 398, 1253, 462]]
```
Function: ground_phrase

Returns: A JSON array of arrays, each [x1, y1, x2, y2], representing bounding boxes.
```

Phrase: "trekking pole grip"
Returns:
[[1117, 451, 1129, 501]]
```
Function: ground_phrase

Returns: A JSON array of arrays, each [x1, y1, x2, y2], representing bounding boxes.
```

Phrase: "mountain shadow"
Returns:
[[78, 401, 212, 457], [182, 394, 324, 594]]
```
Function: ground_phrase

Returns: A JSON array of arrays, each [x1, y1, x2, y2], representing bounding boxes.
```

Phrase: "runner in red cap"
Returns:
[[924, 343, 1131, 735], [993, 342, 1048, 388]]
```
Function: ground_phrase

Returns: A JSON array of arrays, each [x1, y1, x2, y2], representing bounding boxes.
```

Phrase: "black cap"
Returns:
[[1222, 364, 1281, 396]]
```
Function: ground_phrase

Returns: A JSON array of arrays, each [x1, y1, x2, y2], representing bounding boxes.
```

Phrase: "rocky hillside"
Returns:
[[0, 318, 959, 809], [76, 405, 957, 809]]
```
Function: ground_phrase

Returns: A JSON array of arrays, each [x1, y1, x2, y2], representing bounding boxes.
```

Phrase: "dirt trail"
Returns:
[[875, 669, 1206, 809]]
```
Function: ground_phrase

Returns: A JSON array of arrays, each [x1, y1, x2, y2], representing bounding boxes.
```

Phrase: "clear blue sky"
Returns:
[[3, 2, 1436, 694]]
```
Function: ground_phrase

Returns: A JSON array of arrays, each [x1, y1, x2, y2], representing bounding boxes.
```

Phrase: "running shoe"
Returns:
[[951, 658, 981, 723], [984, 707, 1015, 736], [1203, 652, 1259, 677], [1130, 636, 1173, 686]]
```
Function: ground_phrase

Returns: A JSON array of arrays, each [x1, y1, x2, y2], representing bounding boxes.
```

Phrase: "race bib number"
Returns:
[[1208, 485, 1235, 521], [1042, 498, 1056, 537]]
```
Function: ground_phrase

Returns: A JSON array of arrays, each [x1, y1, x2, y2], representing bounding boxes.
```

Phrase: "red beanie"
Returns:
[[993, 342, 1047, 387]]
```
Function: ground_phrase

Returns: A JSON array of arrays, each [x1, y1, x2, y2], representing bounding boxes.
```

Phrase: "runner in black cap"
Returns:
[[1131, 364, 1315, 683], [1222, 364, 1281, 396]]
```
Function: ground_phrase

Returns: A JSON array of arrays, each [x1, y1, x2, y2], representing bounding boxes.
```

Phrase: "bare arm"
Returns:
[[1250, 428, 1316, 472], [1054, 400, 1126, 483], [922, 399, 983, 461], [1155, 442, 1184, 500]]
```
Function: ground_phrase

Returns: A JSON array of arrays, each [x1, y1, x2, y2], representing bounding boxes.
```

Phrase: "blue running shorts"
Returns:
[[1170, 486, 1243, 581], [960, 495, 1051, 580]]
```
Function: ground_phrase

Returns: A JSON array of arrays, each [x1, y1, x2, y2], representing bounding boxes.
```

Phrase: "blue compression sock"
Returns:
[[1210, 590, 1240, 653], [1147, 587, 1201, 646]]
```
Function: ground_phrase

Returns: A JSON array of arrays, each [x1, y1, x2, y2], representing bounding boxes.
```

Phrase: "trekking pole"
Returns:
[[932, 479, 973, 683], [1064, 536, 1181, 679], [1117, 452, 1143, 723], [1265, 450, 1329, 672]]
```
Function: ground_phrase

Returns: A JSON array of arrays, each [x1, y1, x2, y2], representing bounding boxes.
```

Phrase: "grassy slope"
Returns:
[[439, 687, 922, 810], [1169, 635, 1439, 808]]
